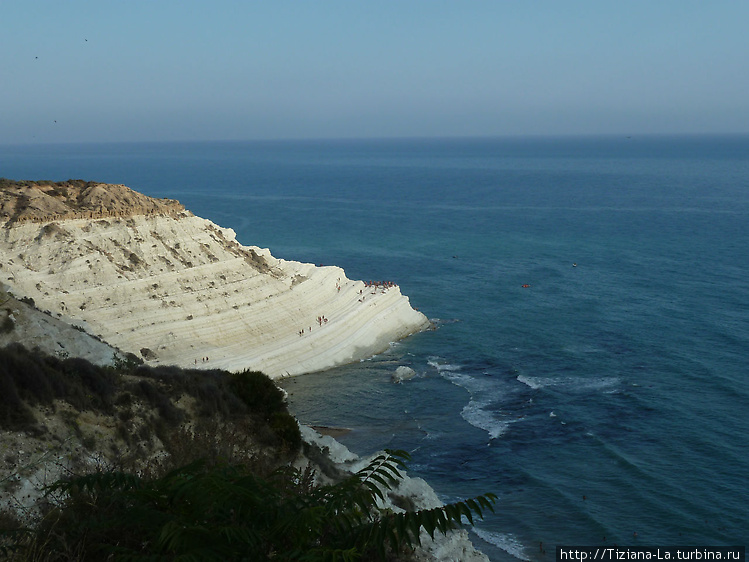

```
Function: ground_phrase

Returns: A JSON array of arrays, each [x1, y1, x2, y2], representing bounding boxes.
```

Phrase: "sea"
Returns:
[[2, 135, 748, 560]]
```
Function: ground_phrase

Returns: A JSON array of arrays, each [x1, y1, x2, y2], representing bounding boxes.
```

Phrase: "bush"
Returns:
[[0, 345, 119, 430], [131, 380, 183, 425], [0, 347, 295, 438], [0, 344, 56, 410], [110, 352, 143, 373], [269, 411, 302, 453], [228, 369, 286, 418], [59, 357, 118, 412], [133, 365, 246, 418]]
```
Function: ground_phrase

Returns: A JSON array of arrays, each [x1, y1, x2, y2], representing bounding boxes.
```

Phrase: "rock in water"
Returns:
[[392, 366, 417, 383]]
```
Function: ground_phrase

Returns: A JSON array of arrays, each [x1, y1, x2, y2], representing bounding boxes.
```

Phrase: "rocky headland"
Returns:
[[0, 179, 430, 377]]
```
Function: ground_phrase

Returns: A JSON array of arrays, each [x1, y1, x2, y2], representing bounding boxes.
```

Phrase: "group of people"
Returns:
[[298, 279, 400, 334], [298, 315, 329, 337], [365, 280, 397, 289], [358, 280, 398, 297]]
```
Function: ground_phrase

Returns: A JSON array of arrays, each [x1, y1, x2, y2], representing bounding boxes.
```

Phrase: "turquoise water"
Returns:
[[2, 136, 748, 559]]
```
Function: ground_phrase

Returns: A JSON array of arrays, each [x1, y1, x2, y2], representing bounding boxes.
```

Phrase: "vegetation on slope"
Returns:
[[0, 344, 300, 454], [2, 450, 495, 561], [0, 345, 495, 560]]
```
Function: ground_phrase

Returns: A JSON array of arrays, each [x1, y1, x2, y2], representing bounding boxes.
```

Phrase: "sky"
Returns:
[[2, 1, 749, 143]]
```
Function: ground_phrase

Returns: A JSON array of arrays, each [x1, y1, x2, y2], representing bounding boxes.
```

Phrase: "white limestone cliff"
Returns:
[[0, 182, 430, 377]]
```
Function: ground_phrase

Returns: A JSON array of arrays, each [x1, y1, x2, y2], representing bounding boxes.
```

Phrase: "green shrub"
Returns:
[[228, 369, 286, 418], [59, 357, 117, 412], [131, 380, 183, 425], [0, 345, 120, 430], [133, 365, 247, 418], [0, 347, 295, 441], [269, 411, 302, 453], [110, 352, 142, 373]]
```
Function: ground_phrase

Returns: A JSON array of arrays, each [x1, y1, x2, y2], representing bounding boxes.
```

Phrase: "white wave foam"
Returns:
[[517, 374, 619, 392], [516, 374, 544, 389], [440, 368, 496, 395], [461, 401, 510, 440], [431, 358, 516, 440], [427, 357, 462, 372], [472, 528, 531, 561], [431, 357, 544, 441], [575, 376, 620, 391], [442, 370, 479, 390]]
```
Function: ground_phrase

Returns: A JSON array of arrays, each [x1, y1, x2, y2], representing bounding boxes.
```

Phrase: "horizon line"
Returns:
[[3, 131, 749, 148]]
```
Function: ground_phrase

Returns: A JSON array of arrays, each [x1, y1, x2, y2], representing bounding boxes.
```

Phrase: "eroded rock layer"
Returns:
[[1, 181, 430, 377]]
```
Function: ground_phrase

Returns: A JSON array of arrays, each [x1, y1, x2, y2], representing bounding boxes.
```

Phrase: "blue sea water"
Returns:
[[2, 136, 748, 559]]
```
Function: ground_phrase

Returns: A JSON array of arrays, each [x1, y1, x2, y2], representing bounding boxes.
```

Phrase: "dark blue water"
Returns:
[[2, 136, 748, 559]]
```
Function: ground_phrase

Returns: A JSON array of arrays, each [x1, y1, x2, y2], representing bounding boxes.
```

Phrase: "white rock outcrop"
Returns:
[[0, 187, 430, 378], [392, 365, 417, 383], [0, 291, 121, 365]]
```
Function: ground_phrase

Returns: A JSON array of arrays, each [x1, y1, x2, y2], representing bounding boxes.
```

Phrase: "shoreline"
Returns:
[[299, 425, 490, 561], [0, 180, 490, 559]]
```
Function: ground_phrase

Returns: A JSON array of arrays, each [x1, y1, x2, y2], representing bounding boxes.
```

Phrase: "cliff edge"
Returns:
[[0, 179, 184, 224]]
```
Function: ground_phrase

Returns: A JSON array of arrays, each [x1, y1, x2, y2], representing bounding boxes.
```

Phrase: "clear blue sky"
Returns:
[[3, 1, 749, 143]]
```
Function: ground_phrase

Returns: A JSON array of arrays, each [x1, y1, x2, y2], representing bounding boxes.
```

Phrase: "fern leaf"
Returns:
[[465, 497, 482, 519]]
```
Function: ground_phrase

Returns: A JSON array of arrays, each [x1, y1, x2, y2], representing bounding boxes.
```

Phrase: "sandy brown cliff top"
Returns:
[[0, 179, 185, 224]]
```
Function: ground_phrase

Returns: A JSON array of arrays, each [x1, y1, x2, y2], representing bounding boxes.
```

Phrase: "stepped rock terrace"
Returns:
[[0, 180, 430, 377]]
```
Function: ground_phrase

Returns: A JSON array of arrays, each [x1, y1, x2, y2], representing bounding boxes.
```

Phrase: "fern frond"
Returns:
[[7, 448, 496, 560]]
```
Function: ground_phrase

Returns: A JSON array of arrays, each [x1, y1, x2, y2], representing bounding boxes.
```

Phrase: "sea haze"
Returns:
[[2, 135, 748, 560]]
